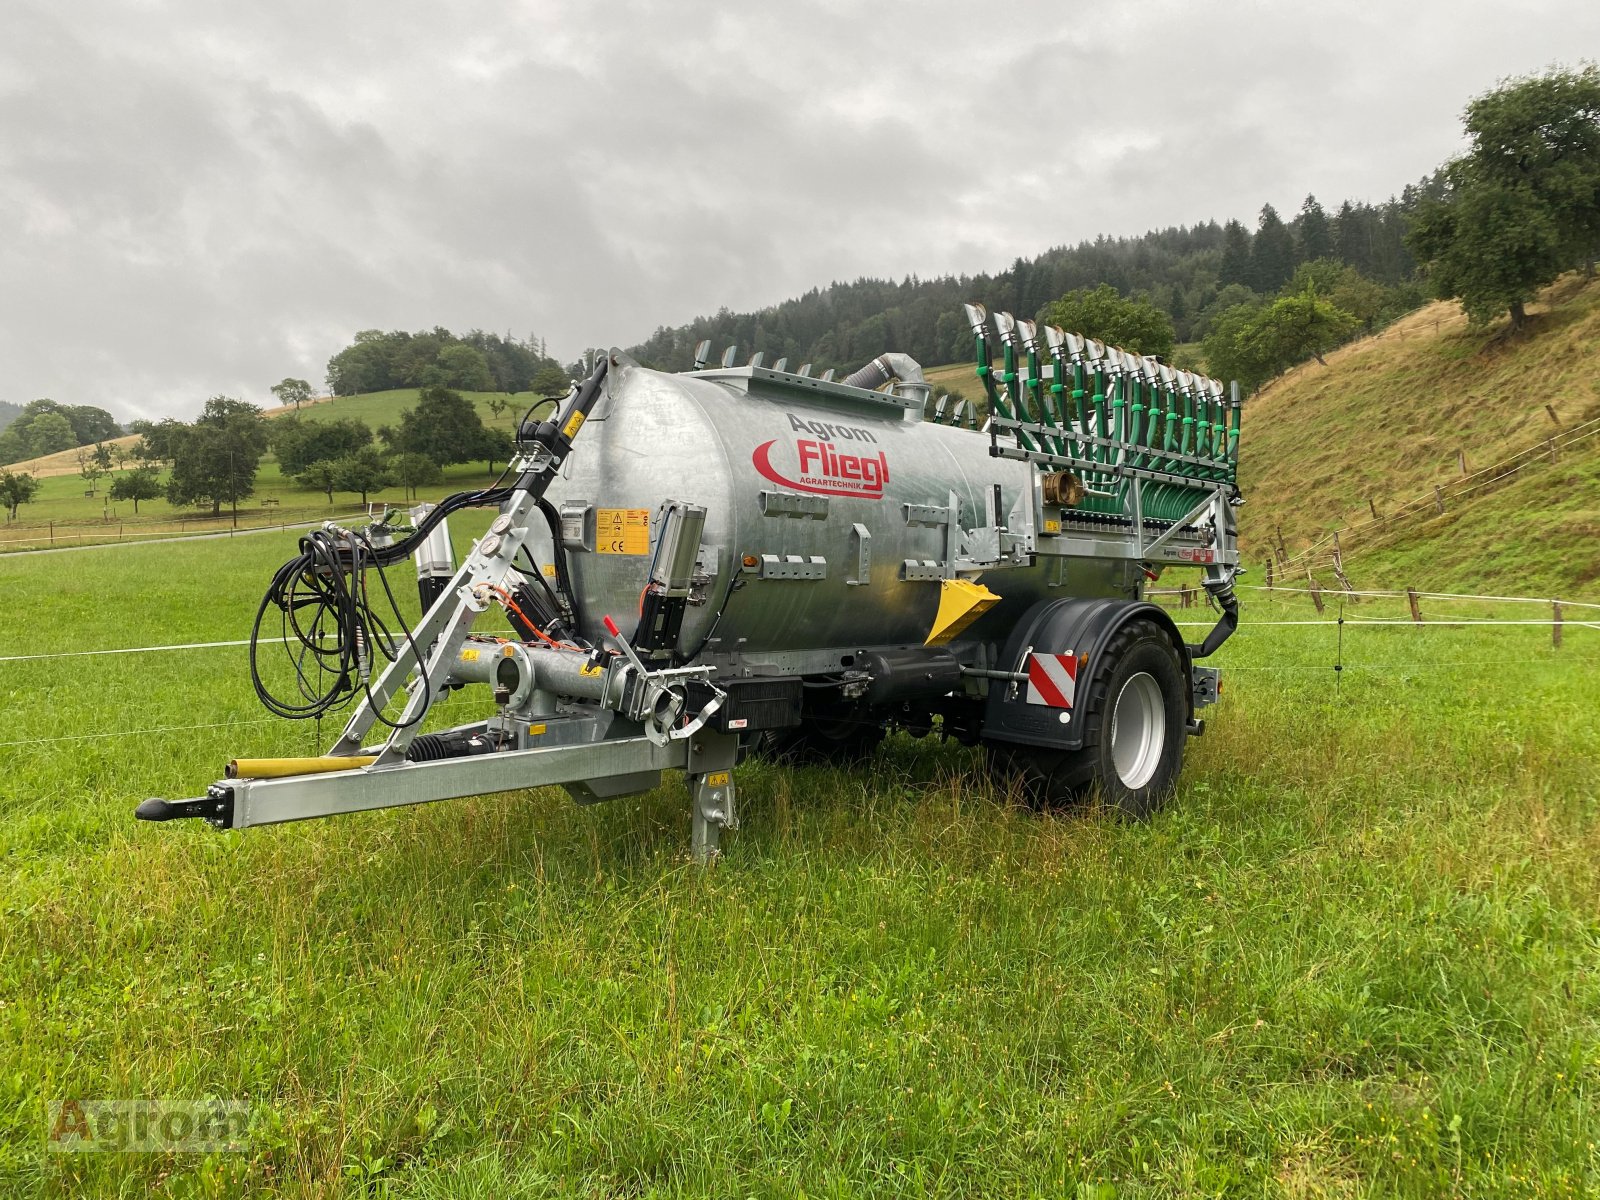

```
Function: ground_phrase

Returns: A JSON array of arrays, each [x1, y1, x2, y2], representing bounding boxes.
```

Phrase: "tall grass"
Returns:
[[0, 543, 1597, 1196]]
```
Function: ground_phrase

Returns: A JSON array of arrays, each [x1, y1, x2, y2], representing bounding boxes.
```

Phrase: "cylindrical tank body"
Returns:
[[532, 358, 1128, 662]]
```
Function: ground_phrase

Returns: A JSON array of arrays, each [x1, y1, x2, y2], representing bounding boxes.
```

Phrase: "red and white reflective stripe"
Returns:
[[1025, 652, 1078, 708]]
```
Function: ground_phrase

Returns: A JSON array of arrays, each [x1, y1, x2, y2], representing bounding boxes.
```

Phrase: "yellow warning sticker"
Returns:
[[562, 410, 586, 439], [502, 645, 516, 657], [1043, 518, 1061, 534], [540, 562, 556, 577], [460, 648, 480, 662], [527, 723, 547, 736], [579, 662, 603, 677], [595, 508, 650, 555], [706, 771, 731, 787]]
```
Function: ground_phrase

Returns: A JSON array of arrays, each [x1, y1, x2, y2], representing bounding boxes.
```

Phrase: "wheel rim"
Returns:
[[1109, 672, 1165, 790]]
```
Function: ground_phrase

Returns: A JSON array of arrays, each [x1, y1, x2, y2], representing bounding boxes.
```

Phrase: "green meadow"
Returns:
[[1, 533, 1596, 1197]]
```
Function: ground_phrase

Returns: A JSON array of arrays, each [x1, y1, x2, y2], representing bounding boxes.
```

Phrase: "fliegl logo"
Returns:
[[753, 415, 890, 499]]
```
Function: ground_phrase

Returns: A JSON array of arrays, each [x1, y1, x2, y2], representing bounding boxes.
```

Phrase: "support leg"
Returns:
[[686, 730, 740, 864]]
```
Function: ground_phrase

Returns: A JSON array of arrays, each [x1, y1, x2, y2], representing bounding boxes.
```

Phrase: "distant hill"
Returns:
[[623, 188, 1430, 376], [1240, 273, 1600, 596]]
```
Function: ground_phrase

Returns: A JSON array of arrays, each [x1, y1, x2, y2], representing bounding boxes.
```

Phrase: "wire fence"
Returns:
[[1267, 414, 1600, 574], [0, 507, 369, 553]]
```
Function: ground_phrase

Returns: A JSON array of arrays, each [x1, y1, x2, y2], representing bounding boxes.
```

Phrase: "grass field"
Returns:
[[2, 533, 1598, 1197], [0, 386, 538, 550]]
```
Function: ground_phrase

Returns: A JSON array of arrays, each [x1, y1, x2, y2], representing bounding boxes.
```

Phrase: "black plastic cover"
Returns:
[[981, 597, 1190, 751], [688, 676, 804, 734]]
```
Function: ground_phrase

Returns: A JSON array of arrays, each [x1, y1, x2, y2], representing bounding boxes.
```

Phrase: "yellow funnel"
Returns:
[[925, 578, 1000, 646], [226, 756, 378, 779]]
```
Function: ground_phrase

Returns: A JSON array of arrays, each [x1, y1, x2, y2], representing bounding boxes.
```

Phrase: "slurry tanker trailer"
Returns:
[[138, 306, 1241, 859]]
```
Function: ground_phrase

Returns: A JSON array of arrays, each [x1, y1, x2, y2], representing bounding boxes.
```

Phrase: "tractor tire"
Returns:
[[986, 618, 1188, 818], [762, 710, 886, 765]]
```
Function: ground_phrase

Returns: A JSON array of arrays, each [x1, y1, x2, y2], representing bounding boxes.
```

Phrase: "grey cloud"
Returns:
[[2, 0, 1598, 420]]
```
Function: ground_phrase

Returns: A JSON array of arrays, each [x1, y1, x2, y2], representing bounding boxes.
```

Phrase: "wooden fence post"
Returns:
[[1266, 560, 1274, 591], [1545, 404, 1560, 426], [1407, 588, 1423, 625], [1309, 575, 1325, 614], [1553, 601, 1563, 649], [1368, 497, 1379, 520], [1457, 449, 1468, 475], [1433, 486, 1445, 515]]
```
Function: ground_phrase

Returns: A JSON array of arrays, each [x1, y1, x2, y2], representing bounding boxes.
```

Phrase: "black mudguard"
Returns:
[[981, 597, 1191, 751]]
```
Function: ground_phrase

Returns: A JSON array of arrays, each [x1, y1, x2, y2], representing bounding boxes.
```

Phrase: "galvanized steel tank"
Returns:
[[534, 356, 1118, 662]]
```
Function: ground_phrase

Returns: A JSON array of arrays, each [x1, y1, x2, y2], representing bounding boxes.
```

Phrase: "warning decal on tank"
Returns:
[[595, 508, 650, 554], [1025, 652, 1077, 708]]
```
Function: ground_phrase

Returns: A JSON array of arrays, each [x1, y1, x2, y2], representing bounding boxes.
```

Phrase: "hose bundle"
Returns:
[[249, 527, 433, 723]]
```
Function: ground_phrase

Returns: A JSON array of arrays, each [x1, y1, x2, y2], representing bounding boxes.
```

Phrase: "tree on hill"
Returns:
[[476, 428, 515, 475], [76, 446, 108, 495], [1249, 204, 1297, 293], [270, 416, 372, 476], [425, 344, 495, 391], [0, 469, 40, 520], [1407, 64, 1600, 327], [296, 461, 338, 505], [326, 329, 565, 396], [1218, 219, 1253, 288], [386, 386, 493, 466], [25, 411, 77, 458], [270, 377, 314, 411], [63, 405, 121, 444], [391, 452, 443, 500], [131, 418, 188, 467], [531, 364, 572, 398], [1203, 289, 1357, 393], [329, 448, 393, 506], [1295, 195, 1333, 262], [165, 396, 268, 517], [1240, 288, 1357, 370], [109, 465, 162, 513], [1038, 284, 1176, 357]]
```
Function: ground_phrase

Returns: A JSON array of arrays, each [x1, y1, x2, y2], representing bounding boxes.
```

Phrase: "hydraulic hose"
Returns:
[[1187, 572, 1240, 660]]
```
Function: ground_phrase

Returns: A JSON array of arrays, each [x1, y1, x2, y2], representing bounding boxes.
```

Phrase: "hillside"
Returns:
[[1237, 272, 1600, 595]]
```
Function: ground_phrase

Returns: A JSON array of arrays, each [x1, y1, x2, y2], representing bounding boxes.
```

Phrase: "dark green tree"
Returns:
[[1218, 219, 1253, 287], [1238, 287, 1358, 370], [270, 417, 373, 475], [62, 405, 121, 444], [1249, 204, 1297, 293], [270, 377, 314, 411], [1408, 65, 1600, 326], [1038, 283, 1176, 357], [424, 344, 495, 391], [296, 461, 338, 505], [133, 418, 188, 467], [386, 386, 493, 467], [476, 428, 515, 476], [0, 469, 40, 519], [390, 452, 443, 500], [530, 364, 572, 398], [109, 465, 162, 513], [329, 448, 393, 506], [1295, 195, 1333, 263], [25, 411, 77, 457], [165, 397, 267, 517]]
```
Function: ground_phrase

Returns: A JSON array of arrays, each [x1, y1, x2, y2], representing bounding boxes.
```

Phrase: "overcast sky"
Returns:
[[3, 1, 1596, 421]]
